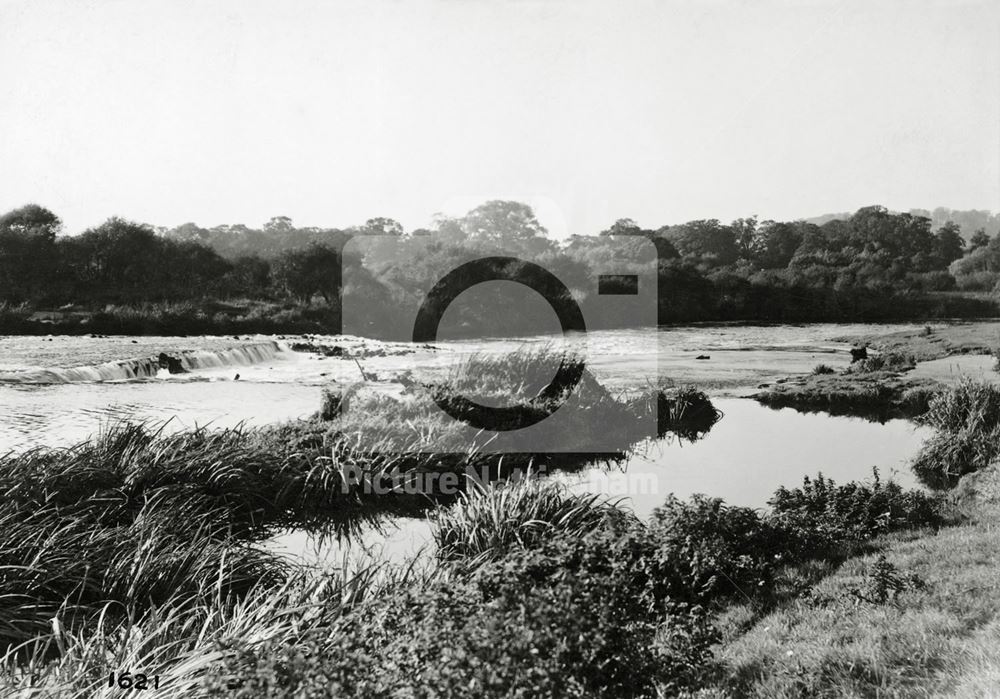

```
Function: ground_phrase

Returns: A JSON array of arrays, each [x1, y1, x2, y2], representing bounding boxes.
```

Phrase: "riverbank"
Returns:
[[753, 322, 1000, 420], [704, 469, 1000, 697], [0, 300, 340, 336]]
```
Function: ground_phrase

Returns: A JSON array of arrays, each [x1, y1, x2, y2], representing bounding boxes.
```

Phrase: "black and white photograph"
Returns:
[[1, 1, 999, 696]]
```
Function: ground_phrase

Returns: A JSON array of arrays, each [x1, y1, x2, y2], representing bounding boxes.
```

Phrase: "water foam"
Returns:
[[0, 340, 285, 384]]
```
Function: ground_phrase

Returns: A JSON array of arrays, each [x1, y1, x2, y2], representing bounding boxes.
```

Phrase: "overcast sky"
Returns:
[[1, 0, 997, 238]]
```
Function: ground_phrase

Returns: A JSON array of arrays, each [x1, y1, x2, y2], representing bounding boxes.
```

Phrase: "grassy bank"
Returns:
[[754, 354, 940, 421], [834, 321, 1000, 362], [754, 322, 1000, 421]]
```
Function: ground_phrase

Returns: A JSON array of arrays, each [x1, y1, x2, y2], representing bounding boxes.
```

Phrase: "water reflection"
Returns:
[[274, 398, 931, 566]]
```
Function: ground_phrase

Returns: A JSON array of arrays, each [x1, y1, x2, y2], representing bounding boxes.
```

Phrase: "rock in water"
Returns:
[[158, 352, 188, 374]]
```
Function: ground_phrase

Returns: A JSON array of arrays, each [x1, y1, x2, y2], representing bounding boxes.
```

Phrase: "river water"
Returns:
[[0, 324, 935, 562]]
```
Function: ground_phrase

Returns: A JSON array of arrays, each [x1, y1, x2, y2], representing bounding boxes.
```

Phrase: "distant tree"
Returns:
[[600, 218, 642, 236], [970, 228, 991, 251], [222, 256, 271, 297], [264, 216, 294, 234], [361, 217, 404, 236], [459, 200, 548, 246], [661, 220, 739, 269], [168, 222, 211, 243], [0, 204, 60, 301], [755, 220, 810, 269], [273, 244, 341, 304], [934, 222, 966, 267], [58, 217, 230, 302], [731, 216, 760, 259]]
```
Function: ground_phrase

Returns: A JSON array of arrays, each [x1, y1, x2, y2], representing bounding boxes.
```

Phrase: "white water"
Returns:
[[0, 340, 284, 384]]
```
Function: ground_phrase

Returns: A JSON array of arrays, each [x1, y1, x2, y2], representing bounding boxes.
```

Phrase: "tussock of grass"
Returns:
[[846, 351, 917, 374], [430, 478, 629, 563], [913, 380, 1000, 488]]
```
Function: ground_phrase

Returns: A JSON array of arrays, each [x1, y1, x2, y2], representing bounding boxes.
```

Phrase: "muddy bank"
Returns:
[[755, 322, 1000, 420]]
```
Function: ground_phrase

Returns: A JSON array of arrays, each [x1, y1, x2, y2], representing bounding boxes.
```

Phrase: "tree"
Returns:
[[273, 244, 341, 304], [600, 218, 642, 236], [264, 216, 294, 234], [361, 217, 404, 236], [731, 216, 759, 259], [459, 200, 548, 246], [970, 228, 991, 251], [755, 221, 810, 269], [0, 204, 61, 301], [661, 220, 739, 269], [934, 222, 965, 267]]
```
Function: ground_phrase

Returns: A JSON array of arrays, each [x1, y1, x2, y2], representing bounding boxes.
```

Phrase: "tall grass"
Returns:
[[912, 380, 1000, 488], [845, 351, 916, 374], [430, 478, 629, 564]]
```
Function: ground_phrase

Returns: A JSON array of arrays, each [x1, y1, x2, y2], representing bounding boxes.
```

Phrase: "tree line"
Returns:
[[0, 201, 996, 336]]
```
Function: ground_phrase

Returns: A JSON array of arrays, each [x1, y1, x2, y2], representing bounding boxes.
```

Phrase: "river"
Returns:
[[0, 324, 935, 562]]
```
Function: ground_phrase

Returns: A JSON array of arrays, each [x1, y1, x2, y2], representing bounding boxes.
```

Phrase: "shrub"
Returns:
[[768, 469, 942, 551], [846, 554, 925, 605], [214, 527, 720, 698], [812, 363, 836, 375], [647, 495, 791, 603]]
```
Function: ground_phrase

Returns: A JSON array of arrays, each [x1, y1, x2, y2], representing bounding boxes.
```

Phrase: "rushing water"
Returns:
[[0, 324, 936, 564]]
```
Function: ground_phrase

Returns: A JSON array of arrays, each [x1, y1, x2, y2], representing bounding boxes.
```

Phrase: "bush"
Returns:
[[846, 554, 925, 605], [768, 469, 942, 551], [214, 527, 719, 698], [812, 363, 836, 375], [647, 495, 791, 603]]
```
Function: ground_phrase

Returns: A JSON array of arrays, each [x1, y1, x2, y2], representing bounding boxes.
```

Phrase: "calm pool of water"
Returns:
[[272, 398, 931, 567]]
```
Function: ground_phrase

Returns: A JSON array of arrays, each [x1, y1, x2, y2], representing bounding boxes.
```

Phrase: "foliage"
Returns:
[[647, 495, 793, 604], [2, 202, 999, 332], [845, 351, 916, 374], [214, 527, 719, 698], [846, 554, 925, 605], [768, 469, 942, 550], [811, 363, 836, 375]]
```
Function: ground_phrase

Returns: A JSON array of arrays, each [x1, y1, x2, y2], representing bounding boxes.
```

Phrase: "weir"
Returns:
[[0, 340, 286, 384]]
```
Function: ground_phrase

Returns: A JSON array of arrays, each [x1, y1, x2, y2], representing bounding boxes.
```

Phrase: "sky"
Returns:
[[1, 0, 998, 238]]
